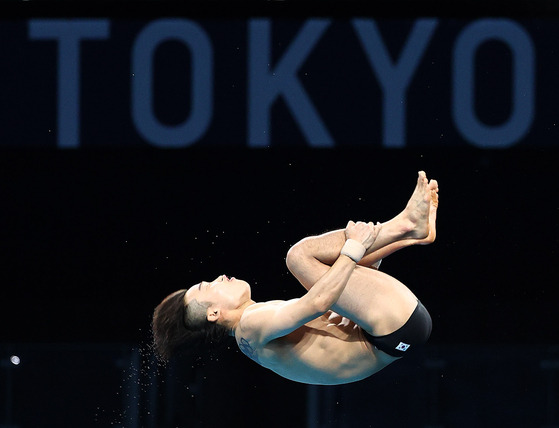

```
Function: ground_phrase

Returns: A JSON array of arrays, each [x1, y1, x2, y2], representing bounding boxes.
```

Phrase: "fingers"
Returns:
[[346, 221, 381, 236], [344, 220, 378, 250], [346, 220, 375, 233]]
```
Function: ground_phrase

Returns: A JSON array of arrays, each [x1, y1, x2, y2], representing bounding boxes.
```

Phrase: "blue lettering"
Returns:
[[353, 19, 438, 148], [452, 19, 535, 148], [248, 19, 334, 147], [131, 19, 213, 148], [29, 19, 110, 148]]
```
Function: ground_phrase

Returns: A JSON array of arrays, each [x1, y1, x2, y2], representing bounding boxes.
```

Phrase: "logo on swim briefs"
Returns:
[[395, 342, 411, 352]]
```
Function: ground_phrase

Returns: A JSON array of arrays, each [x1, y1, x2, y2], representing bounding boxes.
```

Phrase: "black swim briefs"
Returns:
[[362, 301, 432, 357]]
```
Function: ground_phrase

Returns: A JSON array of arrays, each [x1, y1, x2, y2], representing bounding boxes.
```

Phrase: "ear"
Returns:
[[206, 307, 221, 323]]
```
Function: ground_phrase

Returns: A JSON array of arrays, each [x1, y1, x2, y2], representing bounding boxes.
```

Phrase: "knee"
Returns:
[[285, 243, 304, 272], [285, 239, 312, 273]]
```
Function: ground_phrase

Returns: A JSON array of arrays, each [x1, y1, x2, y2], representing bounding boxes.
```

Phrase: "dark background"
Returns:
[[2, 148, 558, 345], [1, 1, 559, 427], [1, 148, 558, 427]]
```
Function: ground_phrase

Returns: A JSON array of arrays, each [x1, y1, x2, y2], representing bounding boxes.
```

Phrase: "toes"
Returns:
[[418, 171, 428, 185], [429, 179, 438, 191], [430, 189, 439, 207]]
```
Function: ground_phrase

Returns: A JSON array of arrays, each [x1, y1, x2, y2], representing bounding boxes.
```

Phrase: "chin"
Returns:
[[236, 279, 251, 297], [230, 277, 249, 287], [238, 280, 251, 293]]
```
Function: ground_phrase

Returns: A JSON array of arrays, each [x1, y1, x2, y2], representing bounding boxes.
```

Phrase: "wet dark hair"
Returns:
[[152, 289, 230, 361]]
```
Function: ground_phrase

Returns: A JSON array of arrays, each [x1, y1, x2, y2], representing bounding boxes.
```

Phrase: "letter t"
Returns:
[[29, 19, 110, 148]]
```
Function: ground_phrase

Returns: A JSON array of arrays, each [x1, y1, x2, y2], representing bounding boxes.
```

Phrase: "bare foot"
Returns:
[[398, 171, 438, 240], [361, 171, 439, 258], [416, 179, 439, 244]]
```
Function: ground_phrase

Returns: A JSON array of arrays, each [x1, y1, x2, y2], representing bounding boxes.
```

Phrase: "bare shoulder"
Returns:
[[238, 300, 285, 338], [237, 298, 303, 345], [237, 295, 320, 349], [235, 300, 285, 364]]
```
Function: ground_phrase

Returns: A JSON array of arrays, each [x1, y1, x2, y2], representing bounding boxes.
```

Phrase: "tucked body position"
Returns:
[[153, 171, 439, 385]]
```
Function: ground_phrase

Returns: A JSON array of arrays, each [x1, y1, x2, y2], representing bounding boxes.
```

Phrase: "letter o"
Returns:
[[132, 19, 213, 147], [453, 19, 535, 148]]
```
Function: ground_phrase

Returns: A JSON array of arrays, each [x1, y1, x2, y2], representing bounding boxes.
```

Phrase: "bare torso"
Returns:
[[235, 308, 399, 385]]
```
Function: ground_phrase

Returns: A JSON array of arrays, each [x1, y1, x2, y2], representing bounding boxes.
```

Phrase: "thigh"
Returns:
[[288, 254, 418, 335]]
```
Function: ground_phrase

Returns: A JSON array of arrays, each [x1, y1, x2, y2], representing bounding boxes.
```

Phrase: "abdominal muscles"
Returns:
[[257, 320, 380, 385]]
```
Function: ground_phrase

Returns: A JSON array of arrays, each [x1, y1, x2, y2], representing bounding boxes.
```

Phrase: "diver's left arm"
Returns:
[[240, 253, 357, 343], [241, 221, 377, 344]]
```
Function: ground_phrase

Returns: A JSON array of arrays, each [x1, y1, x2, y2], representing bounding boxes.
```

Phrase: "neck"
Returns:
[[227, 299, 256, 335]]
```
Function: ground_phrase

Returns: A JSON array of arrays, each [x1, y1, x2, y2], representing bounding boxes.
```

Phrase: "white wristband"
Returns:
[[340, 239, 366, 263]]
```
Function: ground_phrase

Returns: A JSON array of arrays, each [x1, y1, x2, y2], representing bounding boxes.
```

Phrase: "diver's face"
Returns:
[[184, 275, 251, 311]]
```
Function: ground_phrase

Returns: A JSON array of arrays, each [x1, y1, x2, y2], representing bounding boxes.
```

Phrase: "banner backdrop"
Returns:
[[1, 17, 558, 148]]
